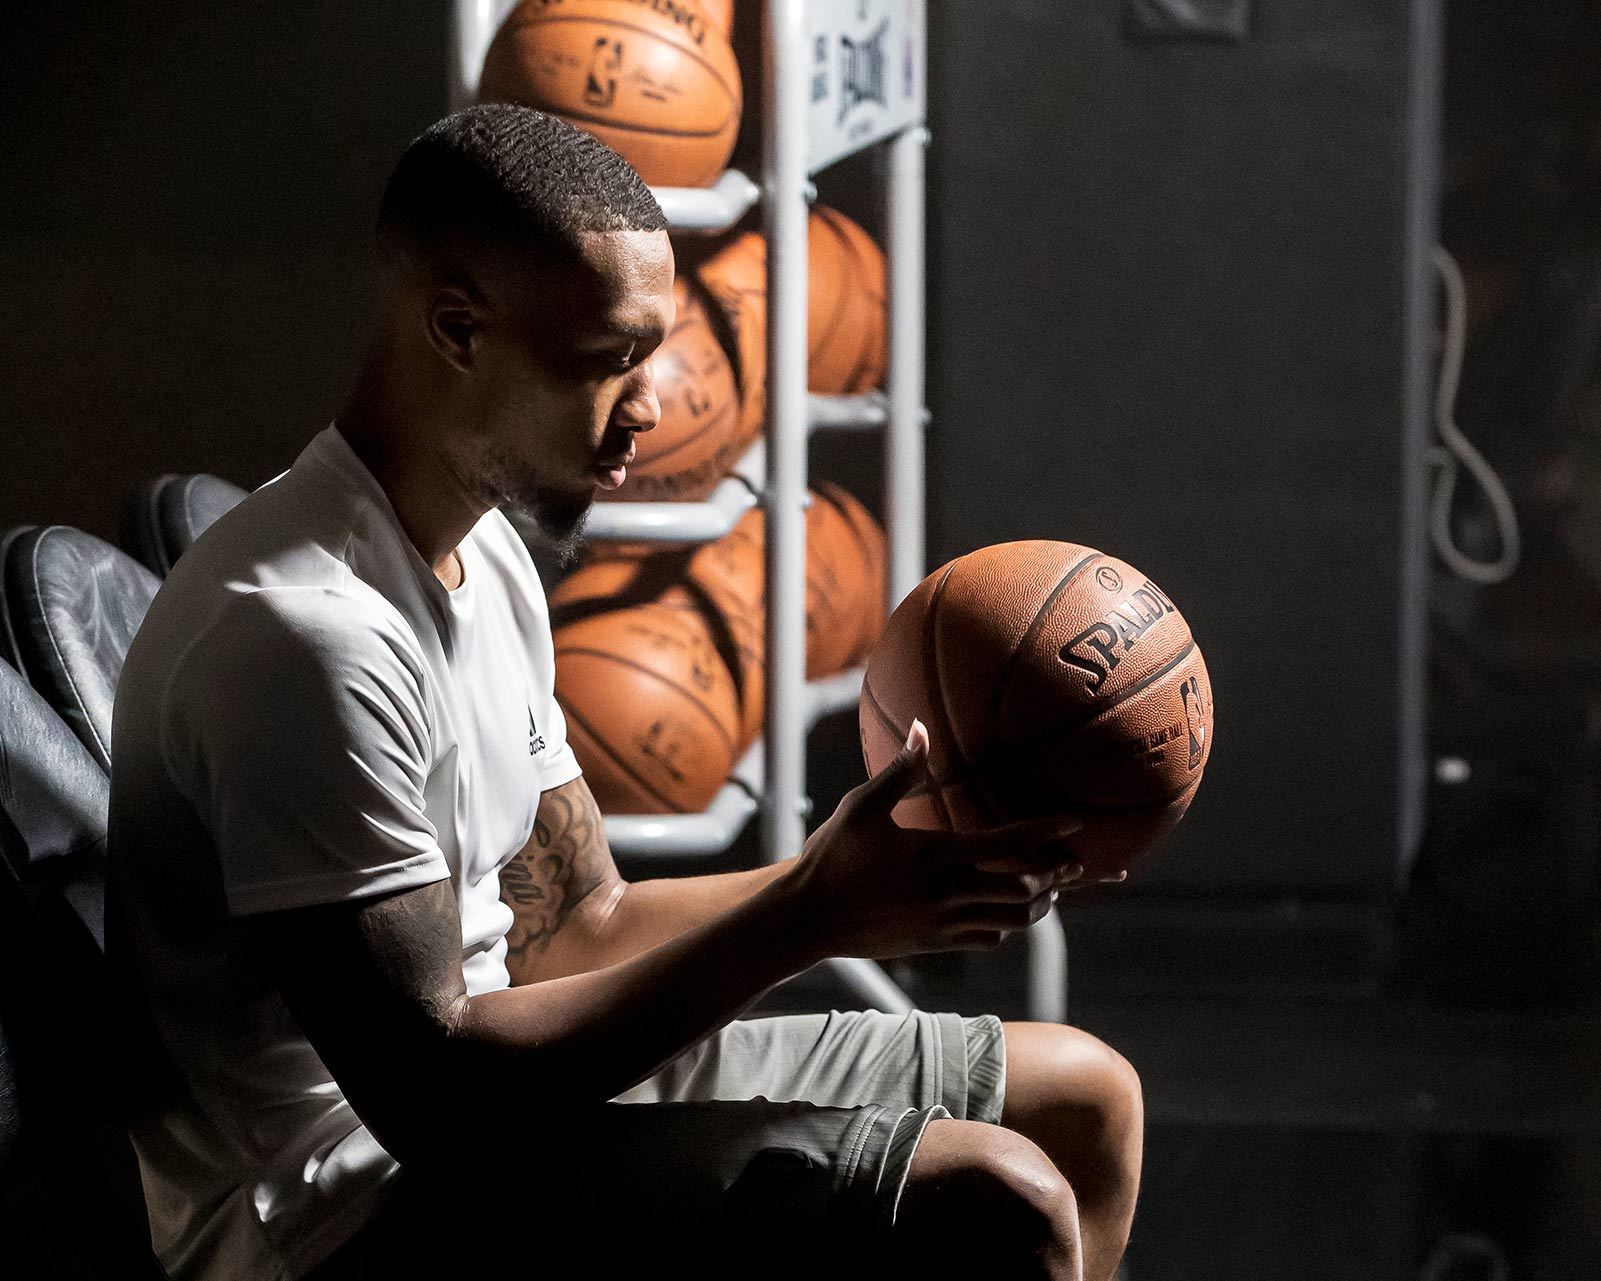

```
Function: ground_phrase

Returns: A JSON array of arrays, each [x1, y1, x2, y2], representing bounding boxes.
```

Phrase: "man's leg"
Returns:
[[896, 1117, 1085, 1281], [997, 1023, 1144, 1281]]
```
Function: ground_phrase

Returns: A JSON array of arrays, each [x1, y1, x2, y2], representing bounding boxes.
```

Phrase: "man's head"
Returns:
[[373, 105, 673, 561]]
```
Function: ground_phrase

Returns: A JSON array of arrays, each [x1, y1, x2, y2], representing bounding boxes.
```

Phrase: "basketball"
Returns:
[[619, 277, 747, 501], [672, 489, 885, 725], [553, 602, 742, 813], [696, 207, 888, 433], [478, 0, 742, 188], [805, 484, 888, 673], [695, 229, 768, 437], [561, 484, 887, 747], [667, 514, 767, 743], [697, 0, 733, 36], [859, 541, 1214, 878], [552, 546, 764, 745], [808, 207, 887, 395]]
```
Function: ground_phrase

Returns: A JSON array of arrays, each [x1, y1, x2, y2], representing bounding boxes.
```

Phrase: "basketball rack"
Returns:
[[451, 0, 1066, 1022]]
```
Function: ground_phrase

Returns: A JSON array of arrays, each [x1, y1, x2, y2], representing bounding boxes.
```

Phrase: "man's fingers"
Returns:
[[941, 818, 1083, 870], [945, 868, 1059, 906], [980, 812, 1085, 843], [921, 800, 1129, 891], [973, 853, 1084, 880], [951, 929, 1011, 952], [855, 719, 932, 816], [957, 891, 1058, 934]]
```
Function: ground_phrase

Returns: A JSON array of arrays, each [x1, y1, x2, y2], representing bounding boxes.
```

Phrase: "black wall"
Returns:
[[927, 0, 1437, 896], [0, 2, 447, 541]]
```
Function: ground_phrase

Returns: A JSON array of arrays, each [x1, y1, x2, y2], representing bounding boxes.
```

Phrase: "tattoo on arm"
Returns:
[[501, 779, 616, 964]]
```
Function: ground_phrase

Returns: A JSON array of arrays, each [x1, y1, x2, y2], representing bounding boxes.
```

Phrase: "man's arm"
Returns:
[[251, 861, 820, 1170], [250, 731, 1078, 1169], [499, 774, 795, 986]]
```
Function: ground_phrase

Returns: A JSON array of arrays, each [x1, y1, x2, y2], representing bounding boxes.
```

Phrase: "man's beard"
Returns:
[[480, 447, 593, 568], [515, 487, 591, 567]]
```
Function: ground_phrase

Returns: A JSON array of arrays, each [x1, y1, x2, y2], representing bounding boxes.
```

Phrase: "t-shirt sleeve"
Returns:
[[164, 588, 451, 916], [538, 693, 582, 793]]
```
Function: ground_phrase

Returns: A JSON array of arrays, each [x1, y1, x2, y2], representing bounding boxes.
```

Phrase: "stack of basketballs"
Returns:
[[478, 0, 890, 815]]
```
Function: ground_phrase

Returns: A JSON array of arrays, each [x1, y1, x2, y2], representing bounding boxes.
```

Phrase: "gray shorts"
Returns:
[[310, 1009, 1006, 1279], [613, 1008, 1008, 1231]]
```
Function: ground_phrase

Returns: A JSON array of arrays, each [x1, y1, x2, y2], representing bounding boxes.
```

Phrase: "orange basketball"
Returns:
[[805, 484, 887, 672], [554, 602, 741, 813], [619, 277, 747, 501], [696, 207, 888, 431], [859, 542, 1214, 879], [479, 0, 742, 188], [697, 0, 733, 36], [676, 490, 884, 719], [808, 207, 887, 395], [695, 229, 768, 437], [564, 485, 887, 746], [552, 547, 763, 745], [672, 514, 767, 744]]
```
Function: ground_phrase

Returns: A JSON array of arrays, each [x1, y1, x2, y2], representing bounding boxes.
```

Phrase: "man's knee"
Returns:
[[1091, 1038, 1144, 1145], [898, 1119, 1081, 1275], [1010, 1023, 1145, 1159]]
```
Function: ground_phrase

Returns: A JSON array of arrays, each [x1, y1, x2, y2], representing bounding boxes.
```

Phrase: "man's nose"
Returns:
[[616, 361, 661, 433]]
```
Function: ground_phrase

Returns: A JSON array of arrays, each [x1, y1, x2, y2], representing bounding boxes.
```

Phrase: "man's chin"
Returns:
[[509, 489, 594, 566]]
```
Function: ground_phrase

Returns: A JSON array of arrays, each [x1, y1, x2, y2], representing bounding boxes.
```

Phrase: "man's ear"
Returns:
[[423, 285, 480, 372]]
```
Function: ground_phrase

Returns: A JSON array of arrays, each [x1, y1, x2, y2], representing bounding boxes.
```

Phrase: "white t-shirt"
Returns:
[[110, 426, 582, 1280]]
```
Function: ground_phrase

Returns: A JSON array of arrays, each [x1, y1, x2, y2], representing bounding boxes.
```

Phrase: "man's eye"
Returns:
[[592, 348, 639, 374]]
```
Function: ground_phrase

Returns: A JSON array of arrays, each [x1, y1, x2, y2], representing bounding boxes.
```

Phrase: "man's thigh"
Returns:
[[333, 1097, 921, 1280], [318, 1010, 1008, 1279], [614, 1009, 1006, 1124]]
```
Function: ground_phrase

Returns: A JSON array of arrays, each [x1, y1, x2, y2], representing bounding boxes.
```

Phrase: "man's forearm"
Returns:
[[462, 863, 823, 1108], [600, 861, 799, 966], [514, 860, 799, 982]]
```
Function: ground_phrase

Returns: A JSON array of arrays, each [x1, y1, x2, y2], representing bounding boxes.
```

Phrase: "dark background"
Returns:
[[926, 0, 1431, 902], [0, 2, 446, 536], [4, 2, 1600, 1279]]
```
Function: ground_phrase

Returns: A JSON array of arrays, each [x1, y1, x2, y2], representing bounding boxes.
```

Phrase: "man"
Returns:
[[110, 106, 1141, 1281]]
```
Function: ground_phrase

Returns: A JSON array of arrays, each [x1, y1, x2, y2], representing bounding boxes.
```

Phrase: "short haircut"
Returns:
[[376, 104, 666, 270]]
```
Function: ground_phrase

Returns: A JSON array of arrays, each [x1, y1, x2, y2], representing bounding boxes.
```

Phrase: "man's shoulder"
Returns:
[[145, 585, 436, 795], [181, 585, 430, 706], [145, 542, 405, 687], [148, 450, 419, 653], [169, 460, 360, 595]]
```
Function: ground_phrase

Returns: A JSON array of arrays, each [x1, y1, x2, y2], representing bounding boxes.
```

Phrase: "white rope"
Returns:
[[1428, 245, 1521, 584]]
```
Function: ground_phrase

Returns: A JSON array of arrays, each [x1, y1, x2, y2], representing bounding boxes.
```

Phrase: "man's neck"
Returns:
[[335, 379, 489, 588]]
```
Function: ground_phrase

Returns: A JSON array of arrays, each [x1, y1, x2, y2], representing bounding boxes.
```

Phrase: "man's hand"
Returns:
[[788, 720, 1085, 959]]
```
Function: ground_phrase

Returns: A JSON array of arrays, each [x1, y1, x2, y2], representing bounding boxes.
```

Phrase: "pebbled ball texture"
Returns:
[[859, 541, 1214, 878]]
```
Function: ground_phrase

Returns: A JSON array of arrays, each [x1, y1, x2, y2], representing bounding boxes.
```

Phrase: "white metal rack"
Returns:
[[451, 0, 1065, 1022]]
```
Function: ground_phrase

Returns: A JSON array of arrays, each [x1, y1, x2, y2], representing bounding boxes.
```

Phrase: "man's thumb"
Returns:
[[861, 718, 931, 812]]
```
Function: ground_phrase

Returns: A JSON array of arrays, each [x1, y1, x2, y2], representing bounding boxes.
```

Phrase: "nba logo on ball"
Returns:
[[479, 0, 744, 188], [1179, 675, 1207, 771], [584, 38, 622, 108]]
